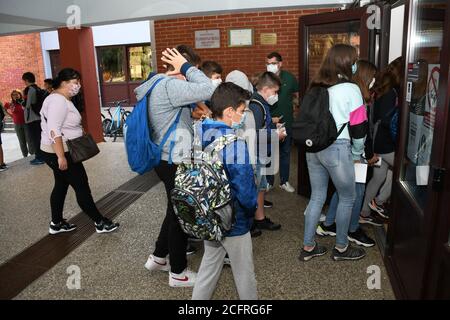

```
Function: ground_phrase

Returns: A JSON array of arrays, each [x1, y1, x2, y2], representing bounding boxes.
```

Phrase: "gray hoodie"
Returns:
[[134, 65, 215, 163]]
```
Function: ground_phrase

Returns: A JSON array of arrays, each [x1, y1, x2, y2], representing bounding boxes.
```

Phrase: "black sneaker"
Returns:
[[316, 222, 336, 237], [348, 228, 376, 248], [331, 245, 366, 261], [223, 254, 231, 266], [95, 219, 119, 234], [186, 244, 197, 256], [359, 212, 384, 227], [254, 217, 281, 231], [299, 244, 328, 262], [264, 200, 273, 208], [49, 220, 77, 235], [250, 224, 262, 238], [0, 164, 7, 172], [369, 199, 389, 219]]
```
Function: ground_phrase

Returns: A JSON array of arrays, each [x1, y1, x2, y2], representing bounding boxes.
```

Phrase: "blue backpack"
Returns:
[[125, 77, 182, 174]]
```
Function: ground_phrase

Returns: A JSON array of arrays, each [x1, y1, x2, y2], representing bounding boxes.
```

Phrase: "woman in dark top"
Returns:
[[361, 57, 403, 221]]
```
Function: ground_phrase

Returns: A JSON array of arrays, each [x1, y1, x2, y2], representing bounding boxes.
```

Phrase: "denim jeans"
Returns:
[[303, 139, 356, 248], [325, 183, 365, 233], [267, 127, 292, 186]]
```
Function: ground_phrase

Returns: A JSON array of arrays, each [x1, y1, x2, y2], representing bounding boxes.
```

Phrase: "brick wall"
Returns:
[[154, 8, 336, 88], [0, 33, 45, 105]]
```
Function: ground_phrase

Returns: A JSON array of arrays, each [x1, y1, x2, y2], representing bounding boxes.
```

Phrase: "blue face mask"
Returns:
[[352, 62, 358, 75], [231, 111, 246, 130]]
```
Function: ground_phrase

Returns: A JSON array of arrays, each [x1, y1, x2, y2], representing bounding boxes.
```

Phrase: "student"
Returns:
[[40, 68, 120, 234], [265, 52, 299, 193], [44, 79, 54, 96], [192, 82, 258, 300], [360, 57, 403, 222], [22, 72, 44, 165], [0, 104, 7, 172], [140, 46, 215, 288], [248, 72, 285, 233], [192, 60, 223, 120], [5, 90, 31, 158], [316, 60, 377, 248], [299, 44, 368, 262]]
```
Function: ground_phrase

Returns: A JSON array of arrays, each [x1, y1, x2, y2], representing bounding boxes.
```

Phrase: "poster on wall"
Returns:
[[228, 29, 253, 47], [195, 30, 220, 49]]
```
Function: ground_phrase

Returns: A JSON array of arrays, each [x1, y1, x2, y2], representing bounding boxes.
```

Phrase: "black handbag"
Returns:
[[66, 133, 100, 163]]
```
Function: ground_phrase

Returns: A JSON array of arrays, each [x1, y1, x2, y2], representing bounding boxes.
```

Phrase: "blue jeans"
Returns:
[[303, 140, 356, 248], [267, 127, 292, 186], [326, 183, 365, 233]]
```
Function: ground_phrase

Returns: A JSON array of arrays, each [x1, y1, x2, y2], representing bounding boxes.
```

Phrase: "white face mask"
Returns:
[[267, 64, 279, 74], [212, 78, 222, 88], [369, 78, 376, 89], [68, 83, 81, 97], [267, 94, 279, 106]]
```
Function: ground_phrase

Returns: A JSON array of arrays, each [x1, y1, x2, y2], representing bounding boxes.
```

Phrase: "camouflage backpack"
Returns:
[[171, 133, 238, 242]]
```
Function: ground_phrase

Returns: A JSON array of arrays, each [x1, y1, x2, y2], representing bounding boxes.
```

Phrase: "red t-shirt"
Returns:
[[4, 101, 25, 125]]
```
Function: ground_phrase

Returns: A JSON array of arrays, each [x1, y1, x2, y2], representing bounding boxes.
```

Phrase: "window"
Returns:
[[98, 47, 126, 83], [128, 46, 152, 82]]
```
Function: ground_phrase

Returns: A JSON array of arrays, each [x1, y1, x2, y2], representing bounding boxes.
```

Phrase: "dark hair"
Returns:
[[210, 82, 251, 118], [44, 79, 53, 86], [200, 61, 223, 78], [22, 72, 36, 83], [53, 68, 81, 89], [310, 44, 358, 88], [256, 72, 282, 91], [373, 56, 403, 97], [166, 45, 201, 71], [267, 52, 283, 62], [353, 60, 377, 103]]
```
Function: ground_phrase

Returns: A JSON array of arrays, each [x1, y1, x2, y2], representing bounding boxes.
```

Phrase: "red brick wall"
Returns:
[[0, 33, 45, 105], [154, 8, 336, 86]]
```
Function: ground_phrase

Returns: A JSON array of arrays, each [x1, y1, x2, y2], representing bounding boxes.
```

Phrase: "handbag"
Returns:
[[66, 133, 100, 163]]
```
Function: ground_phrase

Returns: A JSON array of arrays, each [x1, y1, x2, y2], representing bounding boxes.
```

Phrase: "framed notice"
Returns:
[[195, 29, 220, 49], [260, 33, 277, 45], [228, 29, 254, 47]]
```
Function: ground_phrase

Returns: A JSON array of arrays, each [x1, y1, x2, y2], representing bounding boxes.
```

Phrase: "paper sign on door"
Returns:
[[355, 163, 368, 184]]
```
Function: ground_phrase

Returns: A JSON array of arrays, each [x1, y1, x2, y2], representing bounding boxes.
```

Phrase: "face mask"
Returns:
[[267, 94, 279, 106], [369, 78, 376, 89], [352, 63, 358, 75], [231, 111, 246, 130], [68, 83, 81, 97], [212, 78, 222, 88], [267, 64, 279, 74]]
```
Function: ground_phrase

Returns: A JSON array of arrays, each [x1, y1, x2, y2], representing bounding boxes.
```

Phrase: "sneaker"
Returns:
[[30, 159, 45, 165], [0, 164, 8, 172], [331, 245, 366, 261], [250, 225, 262, 238], [264, 200, 273, 208], [316, 222, 336, 237], [280, 182, 295, 193], [95, 218, 120, 233], [223, 254, 231, 266], [359, 212, 384, 227], [254, 217, 281, 231], [49, 220, 77, 235], [369, 199, 389, 219], [299, 244, 328, 262], [186, 244, 197, 256], [145, 254, 170, 272], [348, 228, 376, 248], [169, 269, 196, 288], [266, 184, 274, 192]]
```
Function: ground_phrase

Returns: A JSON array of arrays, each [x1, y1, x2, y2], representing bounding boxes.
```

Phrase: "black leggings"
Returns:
[[40, 150, 104, 224], [153, 160, 188, 274]]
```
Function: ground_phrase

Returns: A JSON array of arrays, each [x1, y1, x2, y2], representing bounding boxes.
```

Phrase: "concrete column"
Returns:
[[57, 27, 103, 142]]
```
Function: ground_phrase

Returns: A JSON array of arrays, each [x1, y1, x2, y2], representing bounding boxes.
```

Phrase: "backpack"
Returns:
[[124, 78, 182, 174], [292, 86, 347, 153], [249, 99, 268, 129], [30, 85, 46, 115], [373, 89, 399, 146], [171, 133, 238, 242]]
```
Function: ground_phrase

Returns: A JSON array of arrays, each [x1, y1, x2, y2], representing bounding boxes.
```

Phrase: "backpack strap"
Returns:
[[250, 99, 267, 129], [337, 122, 348, 138], [204, 134, 239, 161]]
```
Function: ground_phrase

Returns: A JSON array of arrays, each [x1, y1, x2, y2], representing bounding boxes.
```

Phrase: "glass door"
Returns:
[[386, 0, 449, 299]]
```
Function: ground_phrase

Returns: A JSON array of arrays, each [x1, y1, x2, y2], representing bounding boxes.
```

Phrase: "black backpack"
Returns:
[[292, 85, 347, 153], [29, 85, 47, 115]]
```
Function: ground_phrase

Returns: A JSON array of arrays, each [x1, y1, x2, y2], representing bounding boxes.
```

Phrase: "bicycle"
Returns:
[[102, 99, 131, 142]]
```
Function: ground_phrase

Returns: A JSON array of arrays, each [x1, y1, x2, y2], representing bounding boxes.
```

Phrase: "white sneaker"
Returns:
[[144, 254, 170, 272], [280, 182, 295, 193], [169, 269, 196, 288], [266, 184, 274, 192]]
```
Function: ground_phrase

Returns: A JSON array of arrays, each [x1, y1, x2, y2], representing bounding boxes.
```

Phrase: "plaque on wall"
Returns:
[[195, 29, 220, 49], [260, 33, 277, 45]]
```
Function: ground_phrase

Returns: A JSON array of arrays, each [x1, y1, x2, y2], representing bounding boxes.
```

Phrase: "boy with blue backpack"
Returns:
[[191, 82, 258, 300], [131, 46, 215, 288]]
